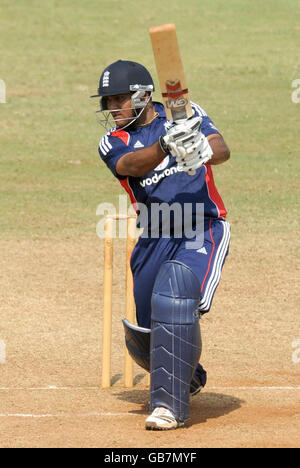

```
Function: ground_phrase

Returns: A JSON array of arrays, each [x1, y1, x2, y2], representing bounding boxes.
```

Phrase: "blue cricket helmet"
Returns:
[[91, 60, 155, 110]]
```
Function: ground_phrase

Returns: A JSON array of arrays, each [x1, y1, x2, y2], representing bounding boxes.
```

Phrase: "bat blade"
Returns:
[[149, 23, 193, 122], [149, 24, 196, 175]]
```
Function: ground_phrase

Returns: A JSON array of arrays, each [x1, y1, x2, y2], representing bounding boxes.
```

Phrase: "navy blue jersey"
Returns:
[[98, 101, 227, 221]]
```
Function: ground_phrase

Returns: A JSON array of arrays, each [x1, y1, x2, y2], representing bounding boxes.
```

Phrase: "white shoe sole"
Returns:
[[145, 421, 184, 431], [145, 414, 184, 431]]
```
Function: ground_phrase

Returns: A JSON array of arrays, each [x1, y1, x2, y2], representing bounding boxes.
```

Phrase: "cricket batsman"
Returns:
[[92, 60, 231, 430]]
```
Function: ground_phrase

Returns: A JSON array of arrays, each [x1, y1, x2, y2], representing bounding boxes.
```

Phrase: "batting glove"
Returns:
[[159, 116, 202, 154], [169, 130, 213, 173]]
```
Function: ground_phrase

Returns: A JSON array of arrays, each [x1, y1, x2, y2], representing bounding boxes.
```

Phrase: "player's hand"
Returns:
[[159, 116, 202, 154], [168, 130, 213, 173]]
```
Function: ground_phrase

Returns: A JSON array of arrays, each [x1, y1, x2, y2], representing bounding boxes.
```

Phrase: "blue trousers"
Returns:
[[131, 218, 230, 328]]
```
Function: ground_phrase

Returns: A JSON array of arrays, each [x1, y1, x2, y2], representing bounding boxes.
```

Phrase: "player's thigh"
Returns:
[[175, 218, 230, 313], [131, 237, 180, 328]]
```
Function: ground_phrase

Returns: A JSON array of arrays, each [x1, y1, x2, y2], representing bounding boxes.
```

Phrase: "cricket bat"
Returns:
[[149, 23, 193, 122], [149, 23, 195, 174]]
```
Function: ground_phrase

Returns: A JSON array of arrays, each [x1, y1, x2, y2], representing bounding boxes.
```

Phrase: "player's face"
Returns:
[[106, 93, 135, 128]]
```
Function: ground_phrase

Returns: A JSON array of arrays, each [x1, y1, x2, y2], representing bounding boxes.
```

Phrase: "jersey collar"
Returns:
[[154, 101, 166, 118]]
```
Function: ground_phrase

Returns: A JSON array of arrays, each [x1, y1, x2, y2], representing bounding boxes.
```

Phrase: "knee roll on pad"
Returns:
[[151, 260, 201, 324], [150, 261, 202, 423]]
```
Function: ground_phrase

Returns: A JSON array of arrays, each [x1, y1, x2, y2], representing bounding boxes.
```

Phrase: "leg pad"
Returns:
[[150, 261, 202, 423], [122, 319, 151, 372]]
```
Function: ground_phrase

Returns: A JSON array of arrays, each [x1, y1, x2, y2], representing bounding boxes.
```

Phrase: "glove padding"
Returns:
[[159, 115, 213, 174], [168, 131, 213, 173], [159, 116, 202, 154]]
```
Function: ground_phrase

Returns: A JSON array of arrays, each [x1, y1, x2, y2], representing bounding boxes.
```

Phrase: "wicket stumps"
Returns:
[[102, 214, 137, 388]]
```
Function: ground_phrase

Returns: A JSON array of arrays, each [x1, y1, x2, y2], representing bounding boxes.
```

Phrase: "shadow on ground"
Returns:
[[189, 392, 244, 426], [115, 387, 244, 424]]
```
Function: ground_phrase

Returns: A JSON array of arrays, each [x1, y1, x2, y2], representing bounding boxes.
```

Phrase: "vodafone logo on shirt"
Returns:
[[154, 156, 169, 171], [140, 163, 183, 188]]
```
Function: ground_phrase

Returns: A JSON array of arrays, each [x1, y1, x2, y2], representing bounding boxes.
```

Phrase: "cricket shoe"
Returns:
[[145, 407, 184, 431]]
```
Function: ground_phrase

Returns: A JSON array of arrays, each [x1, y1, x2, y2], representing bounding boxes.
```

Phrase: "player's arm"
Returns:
[[160, 116, 230, 172], [207, 134, 230, 165], [115, 122, 230, 177], [116, 142, 165, 177]]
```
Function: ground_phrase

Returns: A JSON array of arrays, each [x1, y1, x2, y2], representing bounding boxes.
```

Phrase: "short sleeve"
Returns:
[[191, 102, 221, 137], [98, 132, 130, 179]]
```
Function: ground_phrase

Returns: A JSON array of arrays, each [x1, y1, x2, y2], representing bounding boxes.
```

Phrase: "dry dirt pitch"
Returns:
[[0, 234, 299, 448]]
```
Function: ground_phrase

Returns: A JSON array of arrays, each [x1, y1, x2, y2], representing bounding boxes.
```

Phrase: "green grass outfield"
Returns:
[[0, 0, 299, 240]]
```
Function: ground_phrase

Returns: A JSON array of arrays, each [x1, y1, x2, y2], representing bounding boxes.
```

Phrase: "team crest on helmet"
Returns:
[[102, 71, 110, 88]]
